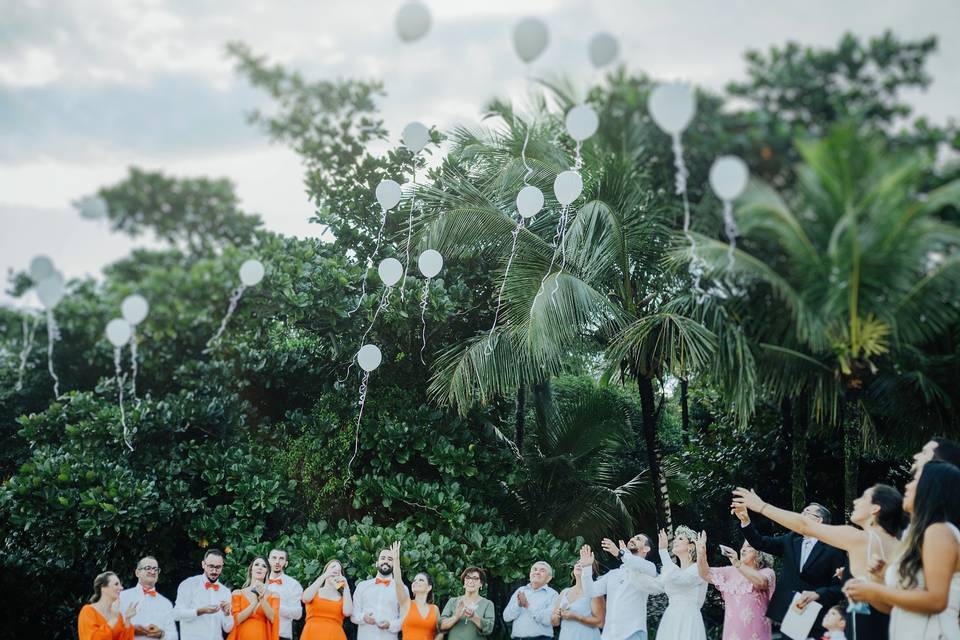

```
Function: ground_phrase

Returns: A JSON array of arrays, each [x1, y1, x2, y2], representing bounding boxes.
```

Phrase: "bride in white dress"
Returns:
[[845, 460, 960, 640], [652, 526, 708, 640]]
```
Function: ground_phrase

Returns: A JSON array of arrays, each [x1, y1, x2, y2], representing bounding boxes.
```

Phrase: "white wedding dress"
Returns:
[[654, 549, 708, 640], [886, 522, 960, 640]]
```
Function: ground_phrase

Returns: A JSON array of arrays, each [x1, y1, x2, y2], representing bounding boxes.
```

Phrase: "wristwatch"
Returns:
[[618, 549, 625, 558]]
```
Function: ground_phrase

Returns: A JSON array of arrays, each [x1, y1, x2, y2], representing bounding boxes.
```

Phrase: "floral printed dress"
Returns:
[[707, 566, 777, 640]]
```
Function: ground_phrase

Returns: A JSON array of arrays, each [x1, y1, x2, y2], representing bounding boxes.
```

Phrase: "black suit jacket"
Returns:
[[741, 521, 847, 634]]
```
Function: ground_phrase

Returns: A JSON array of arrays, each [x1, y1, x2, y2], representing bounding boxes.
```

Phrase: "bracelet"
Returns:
[[760, 503, 768, 515]]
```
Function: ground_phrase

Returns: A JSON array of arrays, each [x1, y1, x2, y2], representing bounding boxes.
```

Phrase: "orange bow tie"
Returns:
[[204, 582, 220, 591], [268, 579, 283, 585], [375, 578, 391, 586], [142, 587, 157, 597]]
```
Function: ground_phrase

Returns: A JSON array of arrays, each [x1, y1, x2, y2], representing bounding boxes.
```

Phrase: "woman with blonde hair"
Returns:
[[651, 526, 708, 640], [550, 545, 604, 640], [78, 571, 139, 640], [301, 559, 353, 640], [228, 556, 279, 640]]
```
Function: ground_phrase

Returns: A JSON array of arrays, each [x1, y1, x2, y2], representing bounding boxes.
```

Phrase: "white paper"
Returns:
[[780, 592, 823, 640]]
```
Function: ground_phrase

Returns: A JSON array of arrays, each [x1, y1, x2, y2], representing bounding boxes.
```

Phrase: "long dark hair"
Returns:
[[870, 483, 906, 536], [898, 461, 960, 588], [413, 572, 435, 604], [90, 571, 117, 603]]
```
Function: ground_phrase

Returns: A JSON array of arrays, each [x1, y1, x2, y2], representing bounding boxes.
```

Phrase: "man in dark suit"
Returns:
[[732, 500, 847, 636]]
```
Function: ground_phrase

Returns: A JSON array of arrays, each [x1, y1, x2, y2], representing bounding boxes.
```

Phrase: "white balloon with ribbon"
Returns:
[[538, 170, 585, 302], [565, 104, 598, 168], [351, 179, 403, 314], [35, 269, 65, 398], [29, 255, 54, 282], [106, 318, 135, 451], [207, 259, 265, 349], [417, 249, 444, 363], [349, 343, 384, 470], [121, 294, 149, 401], [395, 1, 431, 42], [709, 155, 750, 270], [513, 17, 549, 64], [399, 123, 431, 301]]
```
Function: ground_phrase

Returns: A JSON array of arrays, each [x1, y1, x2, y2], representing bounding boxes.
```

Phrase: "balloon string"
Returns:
[[115, 346, 133, 452], [129, 330, 139, 403], [419, 280, 430, 364], [573, 141, 583, 171], [15, 314, 41, 392], [400, 162, 416, 302], [46, 309, 61, 399], [671, 132, 706, 300], [722, 199, 738, 271], [521, 115, 536, 186], [349, 206, 388, 315], [206, 284, 246, 350], [486, 220, 524, 355], [550, 204, 573, 301], [338, 288, 390, 385], [347, 370, 371, 472]]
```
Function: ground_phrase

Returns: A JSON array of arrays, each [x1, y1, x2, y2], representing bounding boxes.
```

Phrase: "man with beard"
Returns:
[[351, 548, 403, 640], [265, 548, 303, 640], [173, 549, 233, 640], [119, 555, 178, 640], [582, 535, 662, 640]]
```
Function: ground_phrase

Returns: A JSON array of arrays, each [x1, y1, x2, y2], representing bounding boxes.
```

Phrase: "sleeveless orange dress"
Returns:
[[77, 605, 134, 640], [227, 592, 280, 640], [402, 603, 438, 640], [301, 595, 346, 640]]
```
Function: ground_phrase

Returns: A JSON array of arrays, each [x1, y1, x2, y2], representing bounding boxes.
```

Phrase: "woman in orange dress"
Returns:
[[78, 571, 138, 640], [390, 541, 439, 640], [228, 556, 280, 640], [301, 559, 354, 640]]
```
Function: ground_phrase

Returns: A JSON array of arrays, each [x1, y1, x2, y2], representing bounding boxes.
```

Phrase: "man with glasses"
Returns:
[[173, 549, 234, 640], [120, 556, 178, 639]]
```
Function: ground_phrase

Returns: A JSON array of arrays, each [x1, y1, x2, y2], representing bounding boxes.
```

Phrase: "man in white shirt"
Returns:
[[173, 549, 234, 640], [502, 561, 558, 640], [582, 535, 662, 640], [119, 556, 178, 640], [265, 548, 303, 640], [351, 548, 403, 640]]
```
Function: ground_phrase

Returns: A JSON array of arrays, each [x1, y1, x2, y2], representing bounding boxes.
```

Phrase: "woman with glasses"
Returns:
[[439, 567, 495, 640]]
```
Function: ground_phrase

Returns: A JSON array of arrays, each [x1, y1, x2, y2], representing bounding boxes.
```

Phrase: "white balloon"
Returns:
[[105, 318, 132, 348], [36, 272, 65, 309], [648, 83, 696, 135], [554, 171, 584, 206], [709, 156, 750, 201], [378, 258, 403, 287], [357, 344, 382, 372], [512, 17, 549, 64], [376, 180, 402, 211], [516, 185, 544, 219], [121, 294, 149, 325], [76, 194, 108, 220], [402, 121, 430, 153], [418, 249, 443, 278], [565, 104, 599, 142], [29, 255, 54, 282], [395, 1, 431, 42], [588, 32, 619, 68], [239, 259, 265, 287]]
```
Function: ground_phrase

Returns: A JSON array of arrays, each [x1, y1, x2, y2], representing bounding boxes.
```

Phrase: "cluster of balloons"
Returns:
[[206, 259, 265, 348], [103, 294, 150, 451]]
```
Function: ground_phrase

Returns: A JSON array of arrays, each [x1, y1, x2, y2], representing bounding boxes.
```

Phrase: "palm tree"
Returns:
[[689, 125, 960, 512]]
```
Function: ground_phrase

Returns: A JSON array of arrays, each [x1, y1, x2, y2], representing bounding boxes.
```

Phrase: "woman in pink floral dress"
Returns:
[[695, 532, 776, 640]]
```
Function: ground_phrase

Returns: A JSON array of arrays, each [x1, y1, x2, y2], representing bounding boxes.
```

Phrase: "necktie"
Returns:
[[204, 582, 220, 591], [268, 578, 283, 585], [375, 577, 391, 586], [142, 587, 157, 597], [800, 538, 815, 570]]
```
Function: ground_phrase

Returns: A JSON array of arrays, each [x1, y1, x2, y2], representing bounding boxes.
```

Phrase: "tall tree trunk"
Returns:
[[680, 378, 690, 445], [843, 396, 862, 519], [790, 394, 809, 511], [637, 375, 672, 532], [515, 381, 526, 452], [532, 378, 552, 437]]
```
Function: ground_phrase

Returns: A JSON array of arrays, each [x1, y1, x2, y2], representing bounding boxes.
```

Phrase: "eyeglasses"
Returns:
[[138, 566, 161, 572], [464, 576, 481, 582]]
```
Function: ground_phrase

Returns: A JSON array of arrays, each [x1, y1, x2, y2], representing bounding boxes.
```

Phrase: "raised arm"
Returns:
[[302, 570, 328, 603], [391, 541, 410, 608], [341, 581, 353, 617], [733, 488, 864, 552], [731, 504, 788, 556], [695, 531, 712, 582]]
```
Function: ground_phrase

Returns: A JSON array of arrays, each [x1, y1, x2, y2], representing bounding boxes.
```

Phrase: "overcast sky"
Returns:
[[2, 0, 958, 307]]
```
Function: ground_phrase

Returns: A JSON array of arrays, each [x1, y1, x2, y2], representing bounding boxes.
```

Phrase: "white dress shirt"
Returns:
[[351, 576, 402, 640], [800, 536, 817, 570], [120, 584, 179, 640], [583, 552, 661, 640], [173, 575, 234, 640], [502, 583, 559, 638], [265, 574, 303, 639]]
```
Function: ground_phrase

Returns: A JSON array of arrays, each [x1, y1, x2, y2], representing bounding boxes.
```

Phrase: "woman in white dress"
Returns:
[[653, 526, 708, 640], [844, 460, 960, 640]]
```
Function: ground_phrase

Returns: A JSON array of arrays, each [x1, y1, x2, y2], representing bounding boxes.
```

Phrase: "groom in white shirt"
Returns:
[[265, 548, 303, 640], [351, 548, 403, 640], [119, 556, 178, 640], [173, 549, 233, 640], [583, 535, 662, 640]]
